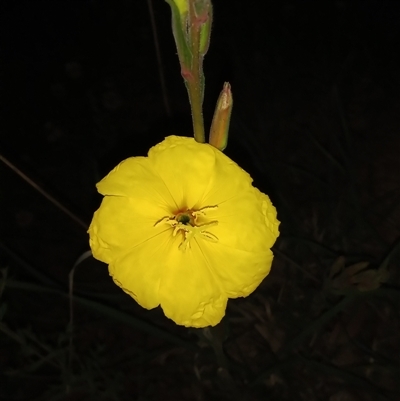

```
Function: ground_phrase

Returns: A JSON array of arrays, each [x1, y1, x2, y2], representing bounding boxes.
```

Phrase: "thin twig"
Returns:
[[0, 154, 88, 230]]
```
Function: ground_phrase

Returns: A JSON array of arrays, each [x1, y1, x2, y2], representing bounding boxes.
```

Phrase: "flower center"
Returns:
[[155, 206, 219, 251], [176, 213, 192, 225]]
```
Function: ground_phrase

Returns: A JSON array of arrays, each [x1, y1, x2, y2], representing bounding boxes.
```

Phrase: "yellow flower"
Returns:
[[88, 136, 279, 328]]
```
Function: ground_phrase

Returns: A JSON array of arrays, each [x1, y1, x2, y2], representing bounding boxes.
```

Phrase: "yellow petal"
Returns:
[[97, 156, 177, 212], [89, 196, 169, 263], [158, 239, 227, 327], [199, 241, 274, 297], [198, 144, 253, 207], [148, 136, 216, 210], [256, 188, 280, 240], [211, 190, 278, 253], [198, 145, 279, 252], [88, 216, 113, 264], [109, 230, 174, 309]]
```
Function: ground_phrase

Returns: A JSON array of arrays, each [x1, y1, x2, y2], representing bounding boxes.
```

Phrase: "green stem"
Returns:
[[186, 2, 205, 143]]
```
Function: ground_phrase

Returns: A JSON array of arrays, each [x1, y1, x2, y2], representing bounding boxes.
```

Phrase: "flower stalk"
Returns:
[[166, 0, 213, 143]]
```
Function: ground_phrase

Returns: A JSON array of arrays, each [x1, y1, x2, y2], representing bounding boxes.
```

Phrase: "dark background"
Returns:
[[1, 1, 399, 400]]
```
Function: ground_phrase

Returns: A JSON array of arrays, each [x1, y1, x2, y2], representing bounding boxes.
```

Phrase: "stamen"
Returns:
[[178, 221, 219, 251], [154, 215, 174, 227], [192, 205, 218, 221]]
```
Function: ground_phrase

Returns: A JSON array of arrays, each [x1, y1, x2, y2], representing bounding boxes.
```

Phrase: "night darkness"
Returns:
[[1, 1, 400, 400]]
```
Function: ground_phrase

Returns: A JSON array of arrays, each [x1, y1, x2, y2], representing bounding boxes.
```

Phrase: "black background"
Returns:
[[1, 1, 399, 400]]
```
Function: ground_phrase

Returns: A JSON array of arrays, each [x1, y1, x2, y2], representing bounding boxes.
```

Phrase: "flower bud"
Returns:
[[209, 82, 233, 151]]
